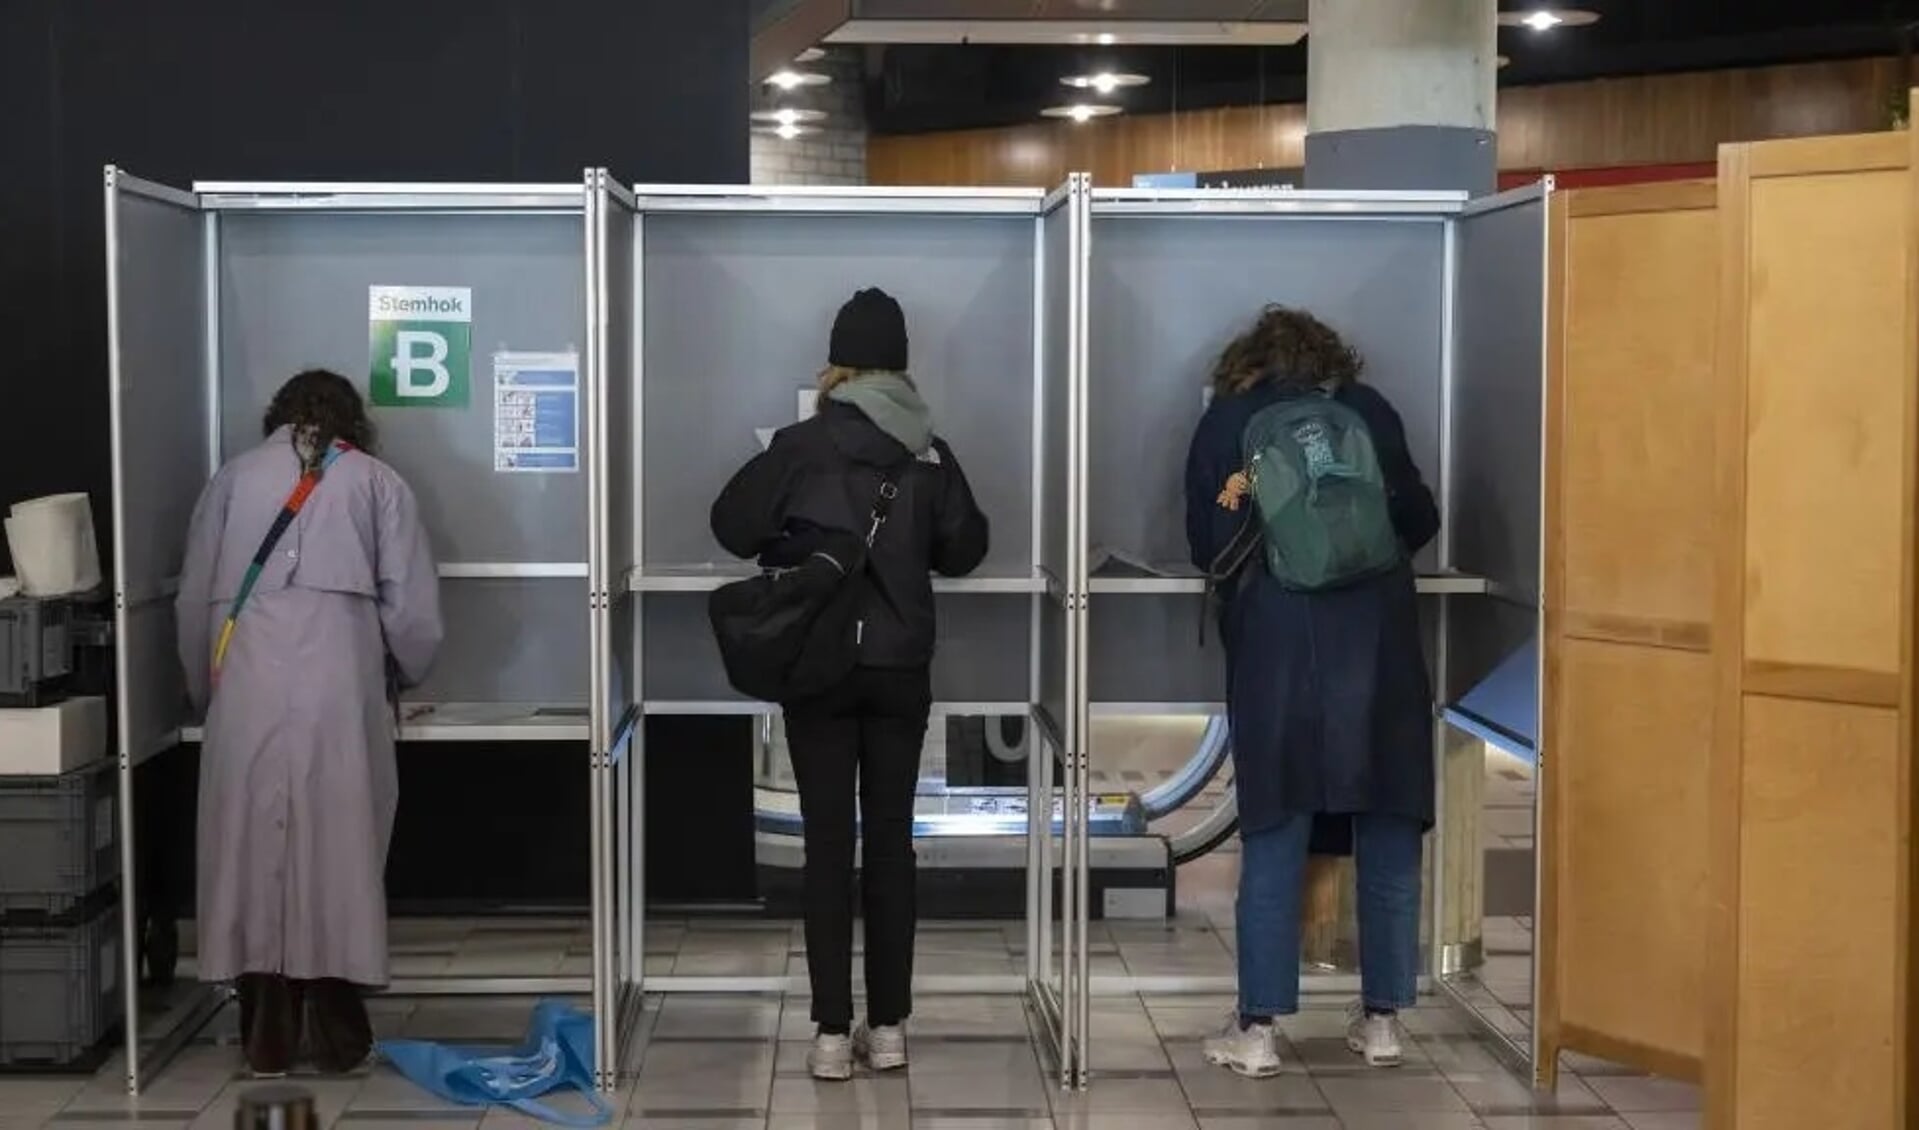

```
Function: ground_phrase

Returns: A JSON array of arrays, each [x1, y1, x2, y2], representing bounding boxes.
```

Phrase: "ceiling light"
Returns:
[[1062, 71, 1150, 95], [766, 69, 831, 90], [1097, 33, 1117, 46], [794, 47, 825, 63], [749, 108, 827, 125], [1497, 8, 1601, 31], [1042, 103, 1121, 124], [776, 123, 802, 141]]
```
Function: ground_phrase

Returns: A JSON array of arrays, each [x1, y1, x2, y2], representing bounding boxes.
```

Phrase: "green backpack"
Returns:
[[1240, 391, 1402, 591]]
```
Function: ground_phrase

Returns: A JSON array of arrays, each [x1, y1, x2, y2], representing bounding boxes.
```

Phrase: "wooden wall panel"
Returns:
[[869, 57, 1916, 188], [1560, 197, 1717, 645], [1733, 698, 1902, 1130], [1710, 124, 1916, 1130], [1540, 180, 1717, 1087], [1552, 639, 1711, 1067], [1742, 169, 1909, 680]]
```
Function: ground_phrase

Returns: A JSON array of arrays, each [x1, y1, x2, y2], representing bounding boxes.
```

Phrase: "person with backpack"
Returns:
[[710, 288, 989, 1080], [1186, 305, 1440, 1077]]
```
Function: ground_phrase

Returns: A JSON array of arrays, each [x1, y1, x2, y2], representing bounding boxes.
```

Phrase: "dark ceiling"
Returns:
[[854, 0, 1919, 134]]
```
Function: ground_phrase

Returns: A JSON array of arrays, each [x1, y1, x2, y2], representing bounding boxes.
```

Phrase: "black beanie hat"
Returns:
[[828, 288, 909, 372]]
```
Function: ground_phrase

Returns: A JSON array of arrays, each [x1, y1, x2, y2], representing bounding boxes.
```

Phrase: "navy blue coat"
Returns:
[[1185, 380, 1440, 839]]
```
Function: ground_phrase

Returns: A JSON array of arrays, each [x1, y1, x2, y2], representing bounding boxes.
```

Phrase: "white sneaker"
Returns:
[[1346, 1006, 1405, 1068], [854, 1023, 908, 1071], [1202, 1016, 1284, 1078], [808, 1031, 855, 1081]]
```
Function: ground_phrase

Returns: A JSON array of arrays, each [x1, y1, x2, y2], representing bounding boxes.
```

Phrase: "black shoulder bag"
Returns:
[[707, 465, 906, 704]]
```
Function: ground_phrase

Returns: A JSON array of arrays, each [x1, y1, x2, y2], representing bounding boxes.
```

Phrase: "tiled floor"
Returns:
[[4, 728, 1680, 1127], [4, 923, 1698, 1129]]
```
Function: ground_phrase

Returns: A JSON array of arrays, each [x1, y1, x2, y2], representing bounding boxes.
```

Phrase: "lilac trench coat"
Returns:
[[176, 428, 443, 987]]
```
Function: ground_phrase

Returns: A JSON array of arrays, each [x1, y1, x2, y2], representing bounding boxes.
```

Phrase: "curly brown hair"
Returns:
[[262, 369, 376, 468], [1208, 305, 1363, 396]]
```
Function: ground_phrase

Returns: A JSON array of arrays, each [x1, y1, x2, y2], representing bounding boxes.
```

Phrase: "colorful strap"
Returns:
[[211, 440, 352, 680]]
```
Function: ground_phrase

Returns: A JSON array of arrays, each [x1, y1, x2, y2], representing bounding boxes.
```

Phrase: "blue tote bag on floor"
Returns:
[[377, 1000, 612, 1127]]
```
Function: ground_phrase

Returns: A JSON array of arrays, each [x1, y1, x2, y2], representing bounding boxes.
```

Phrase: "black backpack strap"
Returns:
[[1199, 513, 1260, 647], [863, 457, 914, 548]]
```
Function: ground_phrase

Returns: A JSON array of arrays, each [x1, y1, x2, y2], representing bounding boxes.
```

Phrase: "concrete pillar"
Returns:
[[1305, 0, 1498, 194]]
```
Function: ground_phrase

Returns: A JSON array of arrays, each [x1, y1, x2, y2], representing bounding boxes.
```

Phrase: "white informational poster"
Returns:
[[797, 387, 817, 422], [492, 351, 580, 473]]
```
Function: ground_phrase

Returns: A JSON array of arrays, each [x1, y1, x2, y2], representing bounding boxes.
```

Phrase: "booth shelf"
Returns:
[[1086, 570, 1490, 596], [626, 564, 1045, 595], [640, 699, 1028, 717], [179, 701, 589, 745]]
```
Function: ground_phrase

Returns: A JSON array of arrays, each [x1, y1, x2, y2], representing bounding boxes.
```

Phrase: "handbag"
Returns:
[[377, 1000, 611, 1127], [211, 439, 352, 684], [707, 464, 906, 703]]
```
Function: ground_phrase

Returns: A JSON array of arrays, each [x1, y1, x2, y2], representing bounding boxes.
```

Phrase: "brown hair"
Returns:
[[262, 369, 376, 469], [1208, 305, 1363, 396]]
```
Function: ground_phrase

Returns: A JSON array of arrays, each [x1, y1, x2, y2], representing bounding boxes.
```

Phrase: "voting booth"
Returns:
[[103, 171, 601, 1091], [104, 166, 1552, 1091]]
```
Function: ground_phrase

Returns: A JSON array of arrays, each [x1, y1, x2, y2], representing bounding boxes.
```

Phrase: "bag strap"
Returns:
[[212, 439, 353, 680], [1199, 512, 1260, 647], [862, 458, 914, 548]]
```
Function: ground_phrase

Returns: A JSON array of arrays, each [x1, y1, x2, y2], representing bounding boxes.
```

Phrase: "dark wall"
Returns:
[[0, 0, 747, 557]]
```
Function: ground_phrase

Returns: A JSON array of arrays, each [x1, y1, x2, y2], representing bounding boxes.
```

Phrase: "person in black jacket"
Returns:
[[1185, 306, 1440, 1078], [711, 288, 989, 1081]]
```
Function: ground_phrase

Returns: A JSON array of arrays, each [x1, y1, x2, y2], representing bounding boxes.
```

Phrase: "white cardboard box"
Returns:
[[0, 696, 108, 776]]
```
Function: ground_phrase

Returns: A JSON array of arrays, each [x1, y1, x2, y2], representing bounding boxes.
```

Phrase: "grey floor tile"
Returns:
[[1316, 1074, 1472, 1115], [1473, 1112, 1627, 1120], [330, 1121, 479, 1130], [1334, 1115, 1486, 1130], [1194, 1119, 1343, 1130], [190, 1077, 365, 1129], [1051, 1113, 1200, 1130], [630, 1042, 775, 1113], [1049, 1076, 1192, 1116], [622, 1119, 764, 1130], [1618, 1116, 1701, 1130], [351, 1067, 475, 1114], [911, 1119, 1049, 1130], [765, 1117, 906, 1130], [61, 1046, 238, 1115], [910, 996, 1031, 1038], [1290, 1035, 1431, 1075], [1086, 1037, 1174, 1073], [1451, 1068, 1610, 1117], [906, 1043, 1047, 1113], [767, 1074, 910, 1116], [1143, 998, 1236, 1042], [650, 997, 782, 1041], [1582, 1077, 1699, 1114], [1167, 1041, 1326, 1116], [1419, 1035, 1511, 1080]]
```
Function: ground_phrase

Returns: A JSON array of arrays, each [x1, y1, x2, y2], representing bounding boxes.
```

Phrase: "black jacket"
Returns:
[[711, 400, 990, 670]]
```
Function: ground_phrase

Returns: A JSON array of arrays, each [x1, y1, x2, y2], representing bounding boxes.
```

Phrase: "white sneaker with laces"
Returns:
[[1202, 1016, 1284, 1078], [1346, 1006, 1405, 1068], [854, 1023, 908, 1071], [808, 1031, 855, 1081]]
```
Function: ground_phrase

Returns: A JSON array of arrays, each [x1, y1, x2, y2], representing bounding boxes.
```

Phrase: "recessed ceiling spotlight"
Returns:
[[794, 47, 826, 63], [766, 68, 831, 90], [750, 108, 828, 126], [1042, 103, 1122, 124], [1096, 32, 1117, 46], [1497, 8, 1600, 31], [1062, 71, 1150, 95]]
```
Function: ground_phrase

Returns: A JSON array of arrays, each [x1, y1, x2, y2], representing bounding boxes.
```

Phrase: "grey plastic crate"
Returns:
[[0, 896, 121, 1068], [0, 761, 119, 917]]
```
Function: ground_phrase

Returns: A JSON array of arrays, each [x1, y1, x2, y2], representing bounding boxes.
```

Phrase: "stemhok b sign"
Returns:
[[369, 286, 472, 408]]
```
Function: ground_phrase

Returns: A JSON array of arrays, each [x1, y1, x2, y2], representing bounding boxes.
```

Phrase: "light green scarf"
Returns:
[[827, 372, 934, 456]]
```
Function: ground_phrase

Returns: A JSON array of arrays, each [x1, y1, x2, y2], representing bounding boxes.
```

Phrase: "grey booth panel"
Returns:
[[603, 203, 638, 581], [1088, 595, 1225, 705], [1040, 202, 1075, 583], [1085, 217, 1445, 573], [1037, 594, 1070, 743], [608, 590, 637, 728], [216, 213, 588, 564], [1451, 200, 1546, 604], [115, 193, 211, 591], [641, 593, 1031, 704], [640, 212, 1037, 575], [412, 579, 588, 705]]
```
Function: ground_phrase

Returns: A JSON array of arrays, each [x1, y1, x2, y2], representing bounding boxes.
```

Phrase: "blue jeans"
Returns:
[[1236, 812, 1424, 1017]]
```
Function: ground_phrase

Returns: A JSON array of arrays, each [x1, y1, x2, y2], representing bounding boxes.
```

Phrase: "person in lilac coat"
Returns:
[[176, 370, 442, 1076]]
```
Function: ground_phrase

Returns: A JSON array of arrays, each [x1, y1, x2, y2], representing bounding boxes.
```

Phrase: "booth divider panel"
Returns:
[[1087, 596, 1222, 705], [1541, 184, 1717, 1081], [216, 213, 590, 563], [1085, 217, 1445, 575], [603, 203, 638, 585], [1037, 197, 1078, 742], [641, 592, 1029, 705], [639, 212, 1037, 576], [112, 190, 210, 756], [1451, 202, 1546, 608], [414, 579, 589, 705]]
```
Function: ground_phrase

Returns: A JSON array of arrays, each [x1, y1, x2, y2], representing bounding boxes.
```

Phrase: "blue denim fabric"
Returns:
[[1236, 811, 1424, 1017]]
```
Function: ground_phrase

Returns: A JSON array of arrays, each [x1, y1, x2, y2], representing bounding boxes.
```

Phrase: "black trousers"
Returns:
[[783, 665, 931, 1032], [236, 973, 373, 1075]]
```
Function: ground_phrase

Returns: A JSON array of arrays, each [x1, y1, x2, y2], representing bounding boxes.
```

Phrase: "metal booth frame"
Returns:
[[104, 166, 1551, 1094]]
